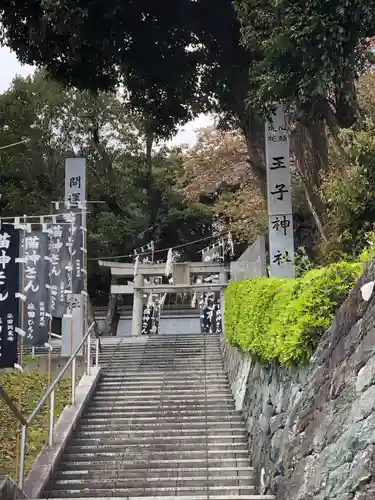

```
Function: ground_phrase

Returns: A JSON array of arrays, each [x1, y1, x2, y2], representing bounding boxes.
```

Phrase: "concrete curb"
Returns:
[[23, 367, 101, 499]]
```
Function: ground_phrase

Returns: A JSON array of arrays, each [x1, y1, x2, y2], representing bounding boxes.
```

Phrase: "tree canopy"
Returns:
[[234, 0, 375, 124], [0, 71, 214, 305], [2, 0, 375, 263]]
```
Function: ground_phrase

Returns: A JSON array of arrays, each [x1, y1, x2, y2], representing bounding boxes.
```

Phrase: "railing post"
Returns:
[[49, 390, 55, 446], [71, 357, 76, 405], [18, 424, 27, 490], [95, 338, 100, 367], [86, 331, 91, 376]]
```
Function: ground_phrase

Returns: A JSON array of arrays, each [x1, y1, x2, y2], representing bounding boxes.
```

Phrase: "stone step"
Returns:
[[74, 428, 247, 438], [91, 391, 233, 404], [42, 496, 275, 500], [53, 467, 255, 480], [102, 366, 225, 372], [86, 401, 236, 409], [101, 349, 221, 354], [57, 458, 252, 471], [101, 354, 223, 358], [95, 383, 230, 390], [77, 422, 245, 432], [61, 450, 250, 461], [100, 360, 226, 364], [68, 438, 247, 451], [82, 409, 238, 419], [85, 400, 237, 408], [85, 402, 236, 410], [99, 378, 228, 384], [99, 376, 227, 381], [92, 387, 233, 401], [96, 382, 230, 390], [43, 485, 257, 498], [47, 476, 254, 490], [101, 366, 225, 371], [66, 441, 247, 453], [99, 372, 227, 378], [79, 415, 244, 425], [99, 357, 223, 363]]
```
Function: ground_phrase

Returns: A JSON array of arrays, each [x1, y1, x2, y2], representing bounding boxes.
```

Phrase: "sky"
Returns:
[[0, 46, 213, 147]]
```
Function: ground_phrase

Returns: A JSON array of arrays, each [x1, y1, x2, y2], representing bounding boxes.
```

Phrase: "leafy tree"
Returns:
[[234, 0, 375, 122], [0, 0, 268, 197], [0, 71, 214, 331], [0, 0, 201, 137], [232, 0, 375, 240], [320, 72, 375, 261], [179, 126, 266, 242]]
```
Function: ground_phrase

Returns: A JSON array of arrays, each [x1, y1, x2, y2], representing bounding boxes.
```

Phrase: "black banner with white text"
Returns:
[[0, 225, 19, 368], [21, 228, 50, 346]]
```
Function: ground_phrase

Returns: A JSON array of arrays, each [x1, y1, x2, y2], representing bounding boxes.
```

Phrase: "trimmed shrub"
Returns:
[[224, 261, 363, 365]]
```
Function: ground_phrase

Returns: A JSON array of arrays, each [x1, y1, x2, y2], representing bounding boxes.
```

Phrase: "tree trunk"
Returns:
[[240, 111, 267, 198], [290, 119, 328, 242], [102, 294, 120, 337]]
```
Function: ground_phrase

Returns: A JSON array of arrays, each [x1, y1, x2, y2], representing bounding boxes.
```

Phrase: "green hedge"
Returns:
[[224, 262, 363, 365]]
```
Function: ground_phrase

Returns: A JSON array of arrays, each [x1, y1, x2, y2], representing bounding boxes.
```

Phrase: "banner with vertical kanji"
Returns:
[[72, 211, 84, 294], [21, 227, 50, 346], [63, 211, 84, 295], [49, 217, 69, 318], [0, 225, 19, 368]]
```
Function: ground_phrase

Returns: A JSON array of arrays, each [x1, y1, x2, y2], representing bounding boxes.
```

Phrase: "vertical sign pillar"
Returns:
[[265, 105, 295, 278], [62, 158, 86, 356]]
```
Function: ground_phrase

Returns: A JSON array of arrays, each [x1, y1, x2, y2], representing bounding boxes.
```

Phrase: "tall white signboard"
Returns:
[[65, 158, 87, 204], [265, 105, 295, 278], [62, 157, 87, 356]]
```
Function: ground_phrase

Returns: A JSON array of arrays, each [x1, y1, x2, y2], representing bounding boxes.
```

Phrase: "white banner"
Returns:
[[65, 158, 86, 204]]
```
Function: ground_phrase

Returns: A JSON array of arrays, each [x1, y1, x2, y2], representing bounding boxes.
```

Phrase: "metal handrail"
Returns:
[[18, 322, 100, 490], [27, 322, 94, 424]]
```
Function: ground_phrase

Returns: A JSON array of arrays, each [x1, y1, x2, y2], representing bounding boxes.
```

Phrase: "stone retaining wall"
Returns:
[[222, 260, 375, 500]]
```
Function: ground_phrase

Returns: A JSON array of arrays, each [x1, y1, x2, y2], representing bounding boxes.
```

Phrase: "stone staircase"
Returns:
[[42, 334, 274, 500]]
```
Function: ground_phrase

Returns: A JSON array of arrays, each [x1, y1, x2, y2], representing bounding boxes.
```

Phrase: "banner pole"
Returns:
[[15, 215, 26, 480], [82, 204, 88, 359], [69, 214, 73, 356]]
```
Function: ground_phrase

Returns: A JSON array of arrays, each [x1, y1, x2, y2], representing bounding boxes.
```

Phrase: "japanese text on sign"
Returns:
[[0, 225, 19, 368], [265, 105, 292, 216]]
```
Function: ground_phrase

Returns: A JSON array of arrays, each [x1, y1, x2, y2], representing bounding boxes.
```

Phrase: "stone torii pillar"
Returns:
[[132, 273, 144, 336]]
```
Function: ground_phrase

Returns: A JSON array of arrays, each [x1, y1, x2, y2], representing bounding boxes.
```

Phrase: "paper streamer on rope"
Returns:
[[134, 254, 139, 276], [165, 248, 173, 276], [228, 231, 234, 256], [191, 293, 197, 308]]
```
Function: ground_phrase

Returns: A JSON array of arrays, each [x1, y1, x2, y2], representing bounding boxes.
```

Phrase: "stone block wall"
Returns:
[[222, 260, 375, 500]]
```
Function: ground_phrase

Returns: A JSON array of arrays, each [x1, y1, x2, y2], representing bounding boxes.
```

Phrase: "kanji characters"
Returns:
[[0, 232, 11, 249]]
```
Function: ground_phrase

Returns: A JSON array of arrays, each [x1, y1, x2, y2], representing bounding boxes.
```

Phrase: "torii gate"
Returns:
[[99, 260, 229, 336]]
